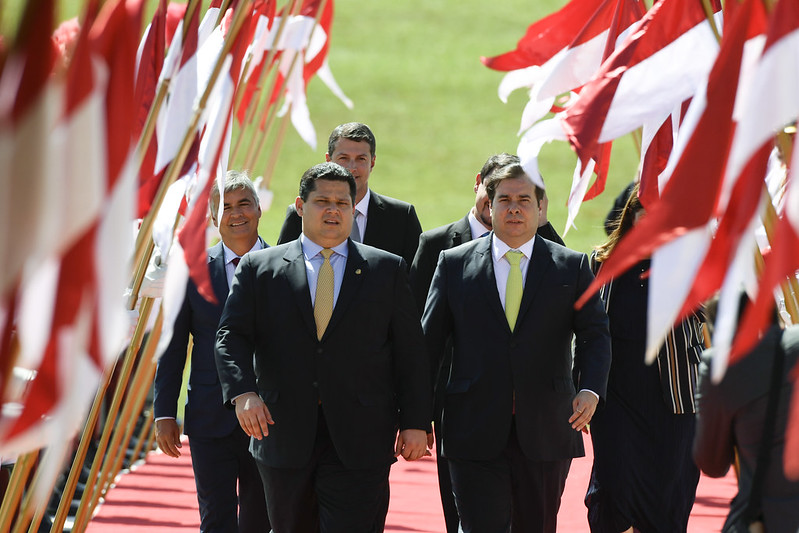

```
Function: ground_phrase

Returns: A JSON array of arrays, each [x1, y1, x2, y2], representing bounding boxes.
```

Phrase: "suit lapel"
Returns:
[[517, 237, 552, 325], [282, 240, 317, 337], [474, 236, 507, 329], [451, 216, 471, 246], [323, 240, 367, 339], [361, 192, 383, 244], [208, 243, 230, 303]]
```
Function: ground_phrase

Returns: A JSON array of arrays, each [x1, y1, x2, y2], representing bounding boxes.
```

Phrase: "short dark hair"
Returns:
[[480, 153, 520, 182], [484, 163, 544, 203], [298, 162, 357, 203], [327, 122, 376, 157]]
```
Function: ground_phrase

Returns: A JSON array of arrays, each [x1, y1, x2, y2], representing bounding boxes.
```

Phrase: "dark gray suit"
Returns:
[[277, 190, 422, 269], [422, 234, 611, 532], [694, 325, 799, 533], [409, 216, 565, 533], [154, 240, 268, 533], [215, 239, 431, 532]]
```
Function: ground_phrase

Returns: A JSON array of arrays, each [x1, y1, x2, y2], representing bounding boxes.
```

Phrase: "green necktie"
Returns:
[[505, 250, 523, 331], [314, 249, 334, 340]]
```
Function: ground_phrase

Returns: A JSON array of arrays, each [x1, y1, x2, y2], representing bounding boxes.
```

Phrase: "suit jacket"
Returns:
[[422, 234, 611, 462], [154, 238, 265, 438], [277, 190, 423, 268], [215, 239, 432, 470], [694, 326, 799, 533], [409, 215, 564, 314]]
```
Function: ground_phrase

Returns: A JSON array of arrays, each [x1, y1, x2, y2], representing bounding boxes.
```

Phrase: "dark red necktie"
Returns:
[[232, 257, 241, 267]]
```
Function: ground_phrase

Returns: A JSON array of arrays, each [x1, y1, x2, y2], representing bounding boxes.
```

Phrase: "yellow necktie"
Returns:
[[505, 250, 523, 331], [314, 249, 334, 340]]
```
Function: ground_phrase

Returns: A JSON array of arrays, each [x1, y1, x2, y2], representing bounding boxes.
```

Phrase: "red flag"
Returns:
[[562, 0, 721, 173], [481, 0, 615, 71], [136, 0, 168, 218], [574, 0, 761, 312]]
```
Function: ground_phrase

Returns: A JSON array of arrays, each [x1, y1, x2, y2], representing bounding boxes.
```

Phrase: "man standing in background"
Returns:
[[154, 171, 270, 532], [277, 122, 422, 268]]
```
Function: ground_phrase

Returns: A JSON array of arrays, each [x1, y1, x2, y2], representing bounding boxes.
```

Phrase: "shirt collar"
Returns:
[[222, 238, 262, 265], [300, 234, 349, 261], [467, 211, 491, 239], [491, 234, 536, 264], [354, 188, 371, 217]]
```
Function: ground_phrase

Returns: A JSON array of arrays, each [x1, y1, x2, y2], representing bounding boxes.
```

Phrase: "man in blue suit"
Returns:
[[154, 171, 270, 532]]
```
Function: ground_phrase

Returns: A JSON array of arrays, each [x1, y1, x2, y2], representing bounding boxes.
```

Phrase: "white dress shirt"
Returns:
[[468, 211, 491, 240], [352, 189, 371, 242], [223, 240, 263, 287], [491, 235, 535, 311]]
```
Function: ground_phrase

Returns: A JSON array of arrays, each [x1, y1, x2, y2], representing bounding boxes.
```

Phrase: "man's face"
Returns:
[[213, 187, 261, 246], [489, 176, 541, 248], [473, 173, 492, 228], [325, 138, 374, 203], [296, 179, 355, 248]]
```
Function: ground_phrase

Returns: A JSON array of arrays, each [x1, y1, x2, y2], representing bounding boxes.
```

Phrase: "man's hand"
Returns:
[[235, 392, 274, 440], [394, 429, 431, 461], [569, 390, 599, 433], [155, 419, 182, 458]]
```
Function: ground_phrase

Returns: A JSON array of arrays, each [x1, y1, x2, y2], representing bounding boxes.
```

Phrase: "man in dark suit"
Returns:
[[277, 122, 422, 268], [694, 308, 799, 532], [215, 162, 432, 533], [409, 153, 565, 533], [422, 162, 611, 533], [153, 171, 269, 532]]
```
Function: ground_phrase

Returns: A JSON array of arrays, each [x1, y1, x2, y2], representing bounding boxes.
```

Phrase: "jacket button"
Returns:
[[312, 381, 318, 388], [316, 347, 323, 354]]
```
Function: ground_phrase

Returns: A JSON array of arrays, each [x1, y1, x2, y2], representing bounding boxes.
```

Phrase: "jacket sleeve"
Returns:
[[401, 204, 423, 270], [390, 258, 433, 431], [422, 252, 453, 396], [153, 286, 193, 419], [693, 354, 735, 477], [215, 255, 259, 407], [572, 253, 612, 401], [409, 232, 439, 316]]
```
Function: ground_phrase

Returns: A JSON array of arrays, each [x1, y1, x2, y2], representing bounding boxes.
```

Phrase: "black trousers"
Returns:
[[256, 407, 391, 533], [448, 419, 571, 533], [188, 427, 269, 533]]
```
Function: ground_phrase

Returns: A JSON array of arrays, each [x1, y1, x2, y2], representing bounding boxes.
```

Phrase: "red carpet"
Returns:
[[86, 435, 736, 532]]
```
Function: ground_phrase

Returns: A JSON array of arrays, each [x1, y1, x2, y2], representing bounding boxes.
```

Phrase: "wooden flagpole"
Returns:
[[66, 297, 155, 533], [0, 450, 38, 533], [129, 0, 254, 305], [230, 0, 300, 164]]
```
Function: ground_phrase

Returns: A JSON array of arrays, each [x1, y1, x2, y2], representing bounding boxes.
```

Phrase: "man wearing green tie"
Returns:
[[421, 162, 611, 533]]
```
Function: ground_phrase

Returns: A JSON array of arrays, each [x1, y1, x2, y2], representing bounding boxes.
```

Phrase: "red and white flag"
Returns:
[[733, 0, 799, 360], [562, 0, 721, 172], [574, 0, 763, 364]]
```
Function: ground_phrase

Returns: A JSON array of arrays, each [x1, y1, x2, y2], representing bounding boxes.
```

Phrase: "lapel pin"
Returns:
[[355, 269, 362, 275]]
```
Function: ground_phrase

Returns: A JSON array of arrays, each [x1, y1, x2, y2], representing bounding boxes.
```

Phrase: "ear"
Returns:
[[370, 155, 376, 170], [474, 173, 482, 193], [325, 153, 332, 162], [294, 196, 304, 217]]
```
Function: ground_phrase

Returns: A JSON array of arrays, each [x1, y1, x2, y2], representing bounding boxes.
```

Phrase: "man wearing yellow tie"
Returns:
[[422, 162, 612, 533], [215, 162, 431, 533]]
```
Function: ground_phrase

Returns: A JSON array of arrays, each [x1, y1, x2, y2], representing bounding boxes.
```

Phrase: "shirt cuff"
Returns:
[[579, 389, 599, 400]]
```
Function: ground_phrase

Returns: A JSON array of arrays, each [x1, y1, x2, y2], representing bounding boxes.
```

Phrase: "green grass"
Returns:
[[4, 0, 638, 254]]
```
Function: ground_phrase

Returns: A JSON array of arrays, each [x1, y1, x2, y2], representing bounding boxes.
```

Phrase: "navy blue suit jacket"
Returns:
[[154, 238, 265, 438]]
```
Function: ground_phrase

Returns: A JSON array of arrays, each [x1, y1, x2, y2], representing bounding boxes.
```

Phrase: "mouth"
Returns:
[[230, 221, 248, 228]]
